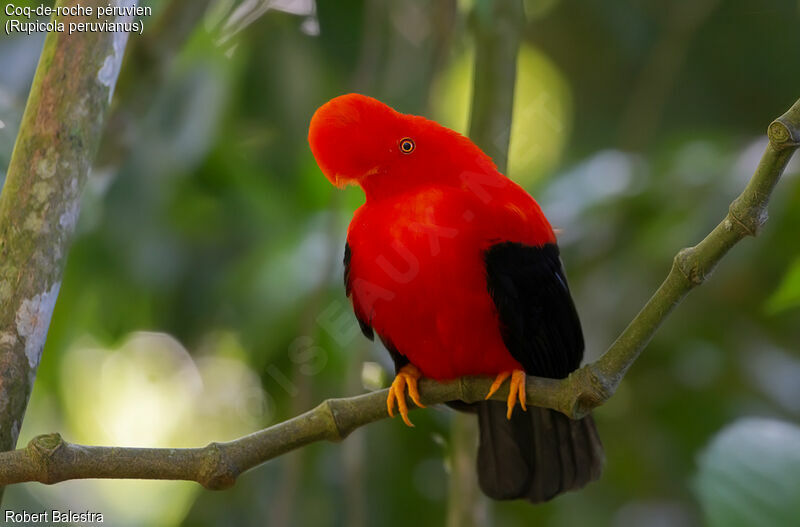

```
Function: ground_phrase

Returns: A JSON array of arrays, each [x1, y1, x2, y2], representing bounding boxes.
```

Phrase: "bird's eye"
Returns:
[[399, 138, 415, 154]]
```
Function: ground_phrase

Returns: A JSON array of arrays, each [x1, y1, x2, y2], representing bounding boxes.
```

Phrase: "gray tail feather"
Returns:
[[476, 401, 604, 503]]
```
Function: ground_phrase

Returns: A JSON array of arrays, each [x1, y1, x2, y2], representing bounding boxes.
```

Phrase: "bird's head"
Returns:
[[308, 93, 494, 198]]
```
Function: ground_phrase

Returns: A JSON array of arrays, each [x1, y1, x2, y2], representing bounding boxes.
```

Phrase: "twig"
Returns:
[[582, 97, 800, 416], [0, 376, 548, 488]]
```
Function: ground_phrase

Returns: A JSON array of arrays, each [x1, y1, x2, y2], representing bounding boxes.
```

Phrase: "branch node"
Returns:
[[567, 367, 617, 419], [728, 200, 765, 237], [674, 247, 704, 285], [322, 398, 347, 440], [197, 442, 238, 490], [768, 120, 799, 148], [27, 433, 65, 484]]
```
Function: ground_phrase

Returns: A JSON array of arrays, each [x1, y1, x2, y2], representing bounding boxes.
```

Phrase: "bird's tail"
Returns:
[[475, 401, 604, 503]]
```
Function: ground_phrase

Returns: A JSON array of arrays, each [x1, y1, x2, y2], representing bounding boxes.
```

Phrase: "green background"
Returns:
[[1, 1, 799, 525]]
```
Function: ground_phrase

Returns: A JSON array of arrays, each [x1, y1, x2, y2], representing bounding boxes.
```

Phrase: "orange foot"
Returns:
[[387, 364, 426, 427], [485, 370, 527, 419]]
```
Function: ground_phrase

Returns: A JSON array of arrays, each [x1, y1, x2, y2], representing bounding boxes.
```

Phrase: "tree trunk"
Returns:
[[0, 0, 137, 502]]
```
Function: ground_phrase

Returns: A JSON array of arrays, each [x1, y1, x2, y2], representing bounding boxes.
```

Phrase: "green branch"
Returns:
[[0, 0, 137, 500], [582, 97, 800, 416], [0, 376, 557, 488]]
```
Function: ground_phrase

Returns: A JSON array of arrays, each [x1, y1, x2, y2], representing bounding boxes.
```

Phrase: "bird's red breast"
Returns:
[[309, 93, 556, 379]]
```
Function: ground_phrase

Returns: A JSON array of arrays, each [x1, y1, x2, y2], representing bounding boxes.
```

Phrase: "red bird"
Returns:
[[308, 93, 603, 502]]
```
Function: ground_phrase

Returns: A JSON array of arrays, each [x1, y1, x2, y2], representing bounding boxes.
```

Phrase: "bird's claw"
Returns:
[[387, 364, 425, 427], [485, 369, 527, 419]]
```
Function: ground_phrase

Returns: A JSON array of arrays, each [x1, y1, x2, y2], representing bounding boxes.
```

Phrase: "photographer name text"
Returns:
[[4, 509, 104, 524]]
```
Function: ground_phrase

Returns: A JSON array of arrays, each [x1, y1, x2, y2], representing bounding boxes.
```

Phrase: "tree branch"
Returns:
[[0, 0, 137, 500], [0, 74, 797, 492], [581, 97, 800, 416], [0, 376, 553, 488]]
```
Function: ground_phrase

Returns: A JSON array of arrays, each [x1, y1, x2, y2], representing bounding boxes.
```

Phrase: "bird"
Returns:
[[308, 93, 603, 503]]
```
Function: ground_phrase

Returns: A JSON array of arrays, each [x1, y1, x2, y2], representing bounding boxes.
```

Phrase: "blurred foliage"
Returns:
[[432, 43, 572, 185], [1, 0, 800, 526], [766, 257, 800, 314], [694, 418, 800, 527]]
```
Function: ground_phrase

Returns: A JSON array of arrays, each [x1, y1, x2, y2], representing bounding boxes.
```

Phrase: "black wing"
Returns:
[[344, 242, 374, 340], [484, 241, 584, 379], [344, 242, 409, 372]]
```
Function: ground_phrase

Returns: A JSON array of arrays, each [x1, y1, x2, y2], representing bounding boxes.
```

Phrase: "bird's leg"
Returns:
[[485, 370, 527, 419], [485, 371, 510, 399], [387, 364, 426, 427]]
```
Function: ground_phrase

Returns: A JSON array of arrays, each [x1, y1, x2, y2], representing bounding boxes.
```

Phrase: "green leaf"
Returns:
[[766, 258, 800, 314], [693, 418, 800, 527]]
